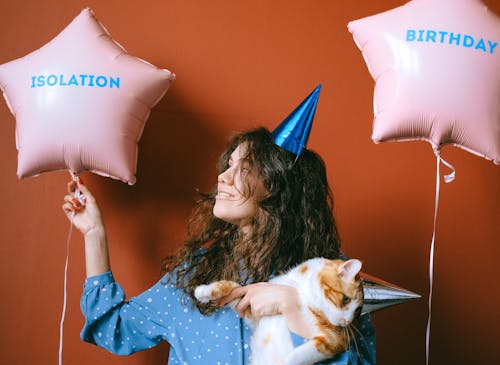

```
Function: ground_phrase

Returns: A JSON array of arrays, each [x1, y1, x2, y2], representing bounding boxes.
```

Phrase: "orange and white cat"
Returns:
[[194, 258, 364, 365]]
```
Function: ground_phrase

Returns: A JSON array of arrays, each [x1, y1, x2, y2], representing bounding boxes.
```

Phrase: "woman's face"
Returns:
[[213, 143, 266, 229]]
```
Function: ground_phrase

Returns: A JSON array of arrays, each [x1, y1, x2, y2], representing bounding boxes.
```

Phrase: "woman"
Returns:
[[63, 128, 376, 364]]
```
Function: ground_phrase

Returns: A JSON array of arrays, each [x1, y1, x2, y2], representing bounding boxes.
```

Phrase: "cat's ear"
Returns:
[[338, 259, 362, 281]]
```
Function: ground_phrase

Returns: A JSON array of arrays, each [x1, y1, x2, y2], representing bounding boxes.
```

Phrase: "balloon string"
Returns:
[[59, 172, 81, 365], [59, 212, 74, 365], [426, 153, 455, 365], [70, 171, 84, 203], [440, 157, 456, 184]]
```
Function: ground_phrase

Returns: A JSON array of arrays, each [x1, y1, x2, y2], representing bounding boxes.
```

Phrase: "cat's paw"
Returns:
[[194, 284, 215, 303], [195, 281, 241, 303]]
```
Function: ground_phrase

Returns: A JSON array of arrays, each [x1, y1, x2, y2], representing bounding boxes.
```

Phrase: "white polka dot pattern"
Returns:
[[81, 272, 376, 364]]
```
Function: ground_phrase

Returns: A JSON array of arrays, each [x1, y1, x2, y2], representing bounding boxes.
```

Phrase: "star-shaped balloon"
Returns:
[[0, 8, 175, 184], [348, 0, 500, 164]]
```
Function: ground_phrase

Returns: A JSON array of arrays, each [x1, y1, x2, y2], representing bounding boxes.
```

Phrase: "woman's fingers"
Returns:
[[227, 283, 297, 320], [214, 286, 252, 318], [62, 194, 83, 214], [67, 177, 93, 201], [62, 201, 73, 214], [235, 294, 252, 318], [72, 197, 83, 210], [67, 180, 76, 194], [217, 286, 247, 306], [75, 178, 91, 197], [65, 177, 94, 212]]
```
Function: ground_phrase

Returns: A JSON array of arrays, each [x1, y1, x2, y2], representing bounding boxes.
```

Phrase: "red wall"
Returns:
[[0, 1, 498, 364]]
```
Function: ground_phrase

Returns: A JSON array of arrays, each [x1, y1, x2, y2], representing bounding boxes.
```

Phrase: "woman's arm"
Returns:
[[62, 179, 110, 276], [63, 180, 177, 355], [80, 272, 178, 355], [217, 282, 313, 338]]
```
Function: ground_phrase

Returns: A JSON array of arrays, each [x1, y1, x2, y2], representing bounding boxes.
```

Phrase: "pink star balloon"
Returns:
[[0, 8, 175, 184], [348, 0, 500, 164]]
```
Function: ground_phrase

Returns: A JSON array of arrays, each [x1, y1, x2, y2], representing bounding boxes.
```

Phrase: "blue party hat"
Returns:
[[272, 84, 322, 156]]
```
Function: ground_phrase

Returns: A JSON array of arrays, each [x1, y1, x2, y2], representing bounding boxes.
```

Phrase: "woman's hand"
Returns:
[[218, 282, 313, 338], [62, 179, 105, 237], [218, 283, 297, 319], [62, 178, 110, 276]]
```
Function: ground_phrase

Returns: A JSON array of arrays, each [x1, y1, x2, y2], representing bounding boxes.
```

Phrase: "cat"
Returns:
[[194, 257, 364, 365]]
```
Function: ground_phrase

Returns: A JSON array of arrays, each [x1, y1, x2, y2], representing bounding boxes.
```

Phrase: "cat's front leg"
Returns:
[[284, 338, 333, 365], [194, 280, 241, 303]]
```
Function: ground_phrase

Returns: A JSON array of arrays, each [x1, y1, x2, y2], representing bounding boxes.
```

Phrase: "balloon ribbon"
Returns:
[[426, 152, 455, 365], [59, 172, 85, 365]]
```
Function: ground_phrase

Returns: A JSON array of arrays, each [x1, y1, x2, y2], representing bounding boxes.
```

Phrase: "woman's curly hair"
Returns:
[[161, 127, 341, 314]]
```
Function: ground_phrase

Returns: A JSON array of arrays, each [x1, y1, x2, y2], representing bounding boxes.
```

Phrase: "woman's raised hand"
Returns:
[[62, 178, 105, 237], [63, 178, 111, 276]]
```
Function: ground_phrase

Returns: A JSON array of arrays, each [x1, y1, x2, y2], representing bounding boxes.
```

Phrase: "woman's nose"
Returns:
[[218, 167, 234, 184]]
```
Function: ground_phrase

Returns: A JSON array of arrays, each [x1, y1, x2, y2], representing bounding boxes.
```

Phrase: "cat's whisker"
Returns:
[[350, 322, 371, 362], [342, 327, 351, 355], [341, 327, 348, 349], [344, 327, 353, 355], [350, 322, 369, 347], [348, 325, 362, 362]]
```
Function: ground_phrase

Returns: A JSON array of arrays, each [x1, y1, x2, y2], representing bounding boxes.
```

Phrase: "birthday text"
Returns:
[[406, 29, 498, 55]]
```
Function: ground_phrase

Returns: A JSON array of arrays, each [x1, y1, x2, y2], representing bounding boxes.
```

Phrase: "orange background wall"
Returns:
[[0, 1, 498, 364]]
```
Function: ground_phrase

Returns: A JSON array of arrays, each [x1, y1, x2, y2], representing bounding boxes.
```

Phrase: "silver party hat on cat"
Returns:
[[360, 272, 421, 315]]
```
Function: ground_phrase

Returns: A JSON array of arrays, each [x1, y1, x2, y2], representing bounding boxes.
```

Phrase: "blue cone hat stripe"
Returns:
[[272, 84, 322, 156]]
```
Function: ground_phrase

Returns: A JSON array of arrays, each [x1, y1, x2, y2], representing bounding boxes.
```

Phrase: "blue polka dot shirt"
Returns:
[[81, 272, 376, 364]]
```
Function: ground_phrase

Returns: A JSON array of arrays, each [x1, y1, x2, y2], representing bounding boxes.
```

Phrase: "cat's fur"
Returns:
[[194, 258, 364, 365]]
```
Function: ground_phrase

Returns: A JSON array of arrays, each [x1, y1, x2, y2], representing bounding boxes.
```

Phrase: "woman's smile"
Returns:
[[215, 189, 236, 200]]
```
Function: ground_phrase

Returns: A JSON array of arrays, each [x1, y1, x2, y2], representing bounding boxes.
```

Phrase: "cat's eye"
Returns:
[[342, 295, 351, 305]]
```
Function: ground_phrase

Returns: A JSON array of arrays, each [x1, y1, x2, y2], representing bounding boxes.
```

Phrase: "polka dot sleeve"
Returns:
[[80, 271, 181, 355]]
